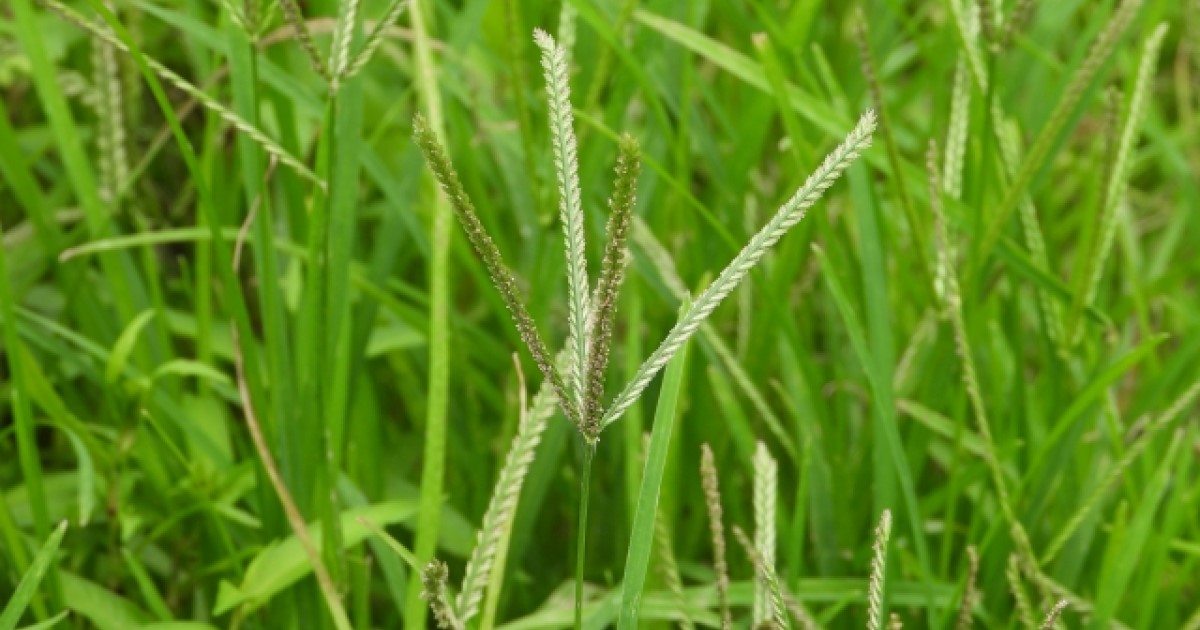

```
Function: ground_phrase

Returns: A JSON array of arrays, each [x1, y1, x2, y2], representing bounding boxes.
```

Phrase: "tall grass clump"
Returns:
[[4, 1, 1199, 629]]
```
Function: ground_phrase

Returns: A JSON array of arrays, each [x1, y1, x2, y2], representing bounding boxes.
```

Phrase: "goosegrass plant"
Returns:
[[414, 24, 876, 629], [4, 1, 1200, 629]]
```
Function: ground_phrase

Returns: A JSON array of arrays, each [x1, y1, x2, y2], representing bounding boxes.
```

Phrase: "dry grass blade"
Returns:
[[600, 110, 877, 430], [412, 115, 581, 428], [230, 204, 352, 630]]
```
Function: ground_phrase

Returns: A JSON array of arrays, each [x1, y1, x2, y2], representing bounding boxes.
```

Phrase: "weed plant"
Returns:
[[2, 1, 1199, 629]]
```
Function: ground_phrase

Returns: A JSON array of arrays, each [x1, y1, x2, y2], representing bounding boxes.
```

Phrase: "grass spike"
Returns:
[[582, 134, 640, 439], [276, 0, 330, 80], [600, 110, 877, 430], [330, 0, 362, 88], [700, 444, 732, 630], [853, 9, 930, 282], [343, 0, 410, 80], [1071, 23, 1168, 339], [1008, 554, 1038, 629], [1003, 0, 1038, 47], [753, 441, 778, 626], [732, 526, 795, 630], [422, 560, 465, 630], [954, 547, 980, 630], [534, 27, 590, 416], [91, 3, 128, 206], [943, 56, 972, 200], [456, 362, 559, 623], [412, 115, 581, 428], [1038, 600, 1069, 630], [868, 510, 892, 630]]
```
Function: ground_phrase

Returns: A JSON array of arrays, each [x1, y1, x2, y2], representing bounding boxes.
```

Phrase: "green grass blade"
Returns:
[[616, 327, 691, 630], [0, 520, 67, 630]]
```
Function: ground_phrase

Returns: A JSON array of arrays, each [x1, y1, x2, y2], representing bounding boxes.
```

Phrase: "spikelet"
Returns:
[[867, 510, 892, 630], [422, 560, 464, 630], [1038, 600, 1069, 630], [1003, 0, 1038, 47], [1007, 554, 1037, 629], [942, 56, 972, 201], [582, 135, 640, 439], [889, 613, 904, 630], [277, 0, 330, 80], [954, 547, 980, 630], [456, 367, 558, 623], [732, 526, 792, 630], [753, 442, 778, 627], [700, 444, 732, 630], [91, 1, 127, 206], [412, 115, 581, 428], [1078, 24, 1168, 320], [600, 110, 876, 430], [329, 0, 362, 89], [534, 28, 590, 417], [342, 0, 411, 81]]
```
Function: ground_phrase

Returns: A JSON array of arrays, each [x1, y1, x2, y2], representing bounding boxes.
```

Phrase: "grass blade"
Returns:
[[600, 110, 876, 430], [0, 520, 67, 630], [616, 327, 690, 629]]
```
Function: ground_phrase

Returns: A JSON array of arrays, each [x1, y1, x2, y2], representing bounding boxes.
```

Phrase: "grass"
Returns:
[[2, 0, 1199, 629]]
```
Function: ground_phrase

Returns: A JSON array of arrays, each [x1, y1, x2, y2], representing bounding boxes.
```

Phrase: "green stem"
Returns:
[[575, 441, 596, 630]]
